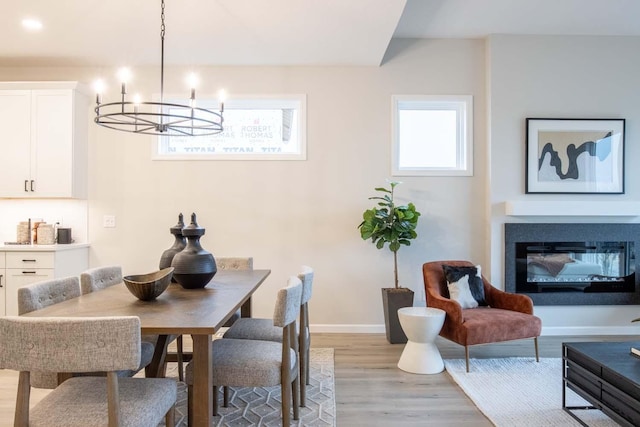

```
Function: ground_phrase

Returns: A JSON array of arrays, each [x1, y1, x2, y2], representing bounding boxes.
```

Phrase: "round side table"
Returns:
[[397, 307, 446, 374]]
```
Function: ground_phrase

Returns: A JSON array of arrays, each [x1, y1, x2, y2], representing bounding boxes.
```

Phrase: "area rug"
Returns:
[[164, 347, 335, 427], [444, 358, 619, 427]]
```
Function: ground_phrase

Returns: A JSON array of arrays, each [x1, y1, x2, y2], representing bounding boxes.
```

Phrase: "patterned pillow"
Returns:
[[442, 264, 487, 308]]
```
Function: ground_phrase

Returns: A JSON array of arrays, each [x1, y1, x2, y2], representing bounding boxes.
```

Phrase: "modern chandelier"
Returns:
[[94, 0, 224, 136]]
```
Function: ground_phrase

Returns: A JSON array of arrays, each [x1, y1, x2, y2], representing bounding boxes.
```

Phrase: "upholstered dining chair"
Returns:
[[80, 265, 182, 380], [18, 275, 154, 389], [223, 265, 314, 405], [217, 257, 254, 327], [0, 315, 177, 427], [185, 276, 302, 427], [423, 260, 542, 372]]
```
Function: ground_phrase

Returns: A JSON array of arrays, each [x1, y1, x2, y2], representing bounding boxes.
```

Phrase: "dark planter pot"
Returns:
[[381, 288, 415, 344]]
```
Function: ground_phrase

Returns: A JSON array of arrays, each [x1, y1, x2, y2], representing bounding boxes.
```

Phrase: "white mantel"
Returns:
[[504, 201, 640, 217]]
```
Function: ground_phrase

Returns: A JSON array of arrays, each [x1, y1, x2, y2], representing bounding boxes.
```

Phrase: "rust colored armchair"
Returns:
[[423, 260, 541, 372]]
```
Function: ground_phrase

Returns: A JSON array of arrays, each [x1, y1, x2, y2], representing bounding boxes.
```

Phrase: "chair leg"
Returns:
[[305, 345, 311, 385], [187, 385, 193, 427], [213, 385, 219, 415], [534, 337, 540, 362], [223, 385, 230, 407], [177, 335, 184, 382], [165, 404, 175, 427], [465, 346, 470, 373], [300, 345, 307, 407], [292, 374, 300, 420], [281, 380, 291, 427]]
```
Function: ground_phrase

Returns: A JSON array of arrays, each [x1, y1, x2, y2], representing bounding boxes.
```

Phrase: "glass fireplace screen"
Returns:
[[515, 241, 635, 293]]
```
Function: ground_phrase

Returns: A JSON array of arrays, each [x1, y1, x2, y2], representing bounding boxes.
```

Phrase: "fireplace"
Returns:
[[505, 223, 640, 305]]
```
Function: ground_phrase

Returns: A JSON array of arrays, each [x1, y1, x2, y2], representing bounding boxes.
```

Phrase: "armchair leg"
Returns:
[[465, 346, 470, 373], [165, 404, 175, 427], [534, 337, 539, 362]]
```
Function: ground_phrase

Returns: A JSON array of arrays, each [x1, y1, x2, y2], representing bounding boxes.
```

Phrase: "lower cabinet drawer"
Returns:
[[6, 252, 55, 269]]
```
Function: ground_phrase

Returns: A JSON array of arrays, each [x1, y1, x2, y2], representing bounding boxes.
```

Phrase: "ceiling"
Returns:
[[1, 0, 639, 67]]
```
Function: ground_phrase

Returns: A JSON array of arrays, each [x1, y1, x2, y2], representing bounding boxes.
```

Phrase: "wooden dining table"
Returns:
[[21, 268, 271, 427]]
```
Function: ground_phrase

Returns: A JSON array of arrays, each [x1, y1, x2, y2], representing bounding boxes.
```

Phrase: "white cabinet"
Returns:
[[0, 82, 89, 198], [2, 246, 89, 316], [0, 253, 5, 319]]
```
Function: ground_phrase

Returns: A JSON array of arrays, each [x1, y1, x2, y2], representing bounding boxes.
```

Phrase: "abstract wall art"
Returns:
[[525, 118, 625, 194]]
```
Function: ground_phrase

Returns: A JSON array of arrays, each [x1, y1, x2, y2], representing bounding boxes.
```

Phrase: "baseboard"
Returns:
[[310, 324, 385, 334], [541, 325, 640, 336], [310, 324, 640, 336]]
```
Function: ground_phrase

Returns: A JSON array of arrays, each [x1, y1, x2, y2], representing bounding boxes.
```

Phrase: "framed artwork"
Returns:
[[526, 118, 625, 194]]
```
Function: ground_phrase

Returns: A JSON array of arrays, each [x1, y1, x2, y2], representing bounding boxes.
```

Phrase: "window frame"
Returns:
[[391, 94, 473, 176], [152, 94, 307, 161]]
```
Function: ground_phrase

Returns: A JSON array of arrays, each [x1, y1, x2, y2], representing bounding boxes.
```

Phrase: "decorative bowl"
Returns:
[[123, 267, 174, 301]]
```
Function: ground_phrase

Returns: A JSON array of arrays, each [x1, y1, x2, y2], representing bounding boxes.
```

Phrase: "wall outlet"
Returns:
[[103, 215, 116, 228]]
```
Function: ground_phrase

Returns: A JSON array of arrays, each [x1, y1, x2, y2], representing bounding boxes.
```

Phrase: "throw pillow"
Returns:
[[446, 274, 478, 309], [442, 264, 487, 308]]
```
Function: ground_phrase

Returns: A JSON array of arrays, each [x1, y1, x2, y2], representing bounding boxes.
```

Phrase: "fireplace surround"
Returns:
[[505, 223, 640, 305]]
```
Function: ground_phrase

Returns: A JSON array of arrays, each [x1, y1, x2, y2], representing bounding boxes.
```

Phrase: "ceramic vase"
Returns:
[[171, 212, 217, 289], [159, 213, 186, 282]]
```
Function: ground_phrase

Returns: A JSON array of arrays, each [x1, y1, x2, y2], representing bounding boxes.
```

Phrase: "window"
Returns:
[[154, 95, 306, 160], [391, 95, 473, 176]]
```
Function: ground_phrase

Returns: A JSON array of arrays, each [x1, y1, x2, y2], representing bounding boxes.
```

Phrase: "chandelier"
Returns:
[[94, 0, 224, 136]]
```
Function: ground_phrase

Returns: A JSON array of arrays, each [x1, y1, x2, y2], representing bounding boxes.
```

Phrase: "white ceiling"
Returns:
[[1, 0, 639, 67]]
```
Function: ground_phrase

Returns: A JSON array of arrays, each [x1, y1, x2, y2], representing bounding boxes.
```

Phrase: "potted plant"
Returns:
[[358, 181, 421, 343]]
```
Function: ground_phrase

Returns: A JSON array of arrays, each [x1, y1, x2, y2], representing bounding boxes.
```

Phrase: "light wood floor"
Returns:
[[0, 333, 630, 427]]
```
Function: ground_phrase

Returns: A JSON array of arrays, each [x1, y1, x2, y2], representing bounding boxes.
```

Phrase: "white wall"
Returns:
[[0, 38, 488, 329], [487, 35, 640, 334]]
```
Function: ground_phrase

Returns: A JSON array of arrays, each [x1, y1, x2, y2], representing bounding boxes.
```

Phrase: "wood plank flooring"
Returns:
[[0, 333, 630, 426]]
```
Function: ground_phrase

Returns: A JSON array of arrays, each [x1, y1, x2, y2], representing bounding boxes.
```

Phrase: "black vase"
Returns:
[[159, 213, 186, 283], [171, 213, 217, 289]]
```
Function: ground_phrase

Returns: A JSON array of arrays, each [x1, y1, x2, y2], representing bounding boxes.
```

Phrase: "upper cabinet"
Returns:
[[0, 82, 89, 199]]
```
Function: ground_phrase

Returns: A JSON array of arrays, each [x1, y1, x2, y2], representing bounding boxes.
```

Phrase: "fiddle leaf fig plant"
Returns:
[[358, 181, 421, 289]]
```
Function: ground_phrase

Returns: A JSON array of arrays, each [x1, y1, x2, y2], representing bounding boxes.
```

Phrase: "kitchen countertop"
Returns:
[[0, 243, 90, 252]]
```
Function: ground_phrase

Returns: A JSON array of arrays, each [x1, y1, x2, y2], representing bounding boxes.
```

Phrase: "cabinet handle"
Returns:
[[22, 271, 37, 274], [0, 274, 3, 287], [24, 180, 28, 192], [30, 180, 35, 192], [22, 259, 37, 262]]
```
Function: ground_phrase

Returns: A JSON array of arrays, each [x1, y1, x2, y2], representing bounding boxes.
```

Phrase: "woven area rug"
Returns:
[[444, 358, 619, 427], [164, 347, 335, 427]]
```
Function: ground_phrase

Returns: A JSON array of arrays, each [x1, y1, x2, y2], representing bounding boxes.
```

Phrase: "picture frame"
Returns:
[[525, 118, 625, 194]]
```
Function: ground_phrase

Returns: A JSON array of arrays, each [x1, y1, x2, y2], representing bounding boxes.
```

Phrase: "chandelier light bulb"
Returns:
[[93, 79, 106, 104], [187, 73, 199, 89], [133, 94, 142, 105]]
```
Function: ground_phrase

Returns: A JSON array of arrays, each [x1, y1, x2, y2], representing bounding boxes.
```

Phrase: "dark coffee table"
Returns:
[[563, 341, 640, 427]]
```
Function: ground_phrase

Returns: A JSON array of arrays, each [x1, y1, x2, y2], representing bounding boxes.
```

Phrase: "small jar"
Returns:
[[36, 224, 56, 245]]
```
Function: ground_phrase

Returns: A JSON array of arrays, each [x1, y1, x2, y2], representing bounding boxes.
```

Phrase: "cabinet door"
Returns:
[[0, 91, 31, 197], [31, 90, 74, 197], [0, 269, 5, 317], [5, 268, 54, 316]]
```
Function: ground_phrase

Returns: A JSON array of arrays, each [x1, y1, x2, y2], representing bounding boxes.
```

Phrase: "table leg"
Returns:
[[145, 334, 171, 378], [240, 296, 252, 318], [191, 334, 213, 427]]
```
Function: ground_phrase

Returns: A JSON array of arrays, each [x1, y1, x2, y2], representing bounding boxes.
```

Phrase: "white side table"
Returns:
[[397, 307, 446, 374]]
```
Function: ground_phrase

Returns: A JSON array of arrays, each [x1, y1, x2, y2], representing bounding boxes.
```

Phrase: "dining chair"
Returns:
[[185, 276, 302, 427], [223, 265, 314, 405], [80, 265, 182, 380], [0, 315, 177, 427], [217, 256, 254, 326], [18, 275, 155, 389]]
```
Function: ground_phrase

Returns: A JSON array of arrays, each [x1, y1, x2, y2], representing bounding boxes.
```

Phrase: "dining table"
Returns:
[[21, 268, 271, 427]]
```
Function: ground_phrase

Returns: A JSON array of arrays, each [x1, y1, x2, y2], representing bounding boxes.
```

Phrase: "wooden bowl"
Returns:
[[123, 267, 174, 301]]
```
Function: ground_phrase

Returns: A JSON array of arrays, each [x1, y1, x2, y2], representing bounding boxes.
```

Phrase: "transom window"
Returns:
[[154, 95, 306, 160], [392, 95, 473, 176]]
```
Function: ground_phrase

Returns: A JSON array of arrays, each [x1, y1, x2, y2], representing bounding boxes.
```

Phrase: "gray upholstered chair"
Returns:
[[217, 256, 254, 326], [185, 276, 302, 427], [80, 265, 183, 380], [223, 265, 314, 405], [18, 275, 155, 389], [0, 316, 177, 427]]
